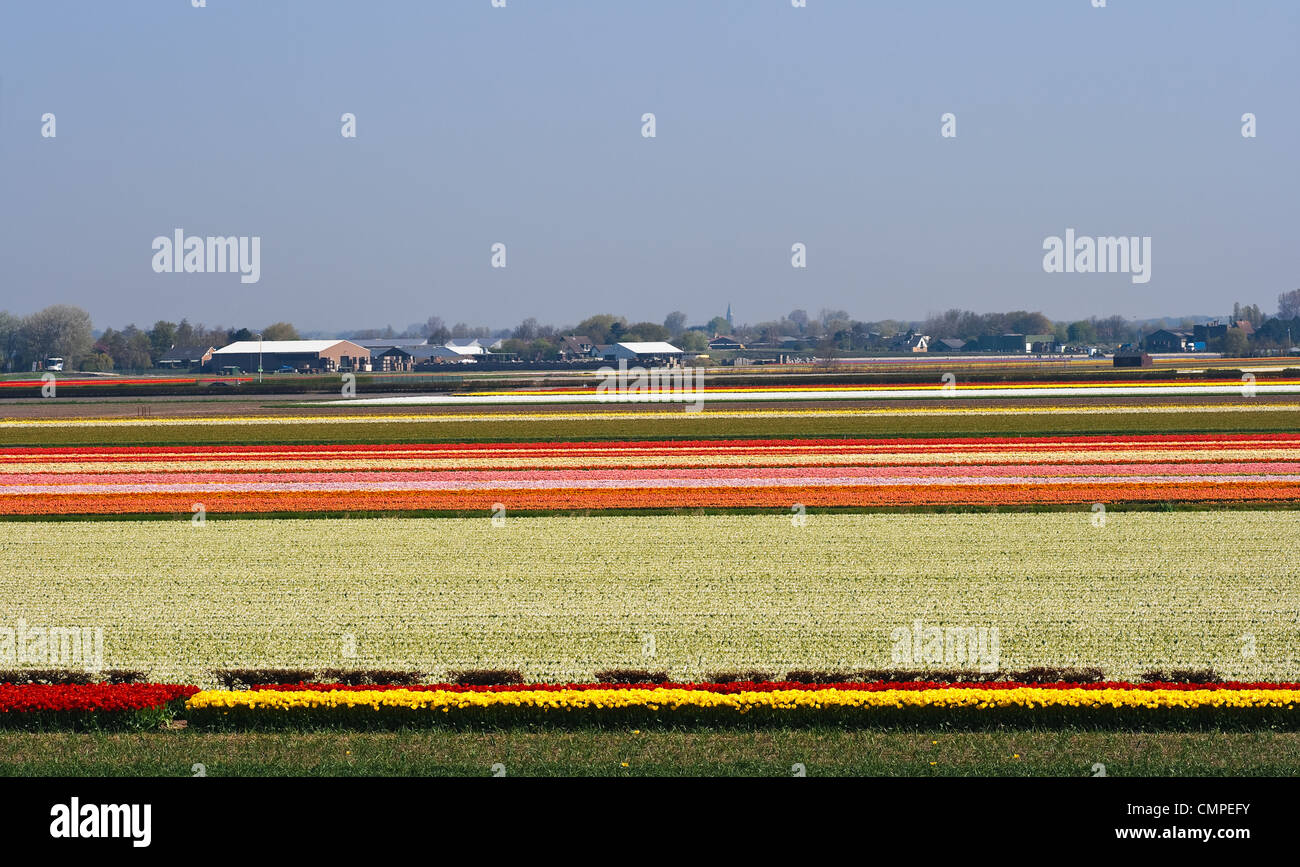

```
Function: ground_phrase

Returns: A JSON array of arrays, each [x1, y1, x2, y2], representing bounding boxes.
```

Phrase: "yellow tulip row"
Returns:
[[186, 687, 1300, 713]]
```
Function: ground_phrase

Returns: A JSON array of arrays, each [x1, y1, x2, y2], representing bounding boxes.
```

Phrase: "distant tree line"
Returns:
[[5, 288, 1298, 370], [0, 306, 302, 372]]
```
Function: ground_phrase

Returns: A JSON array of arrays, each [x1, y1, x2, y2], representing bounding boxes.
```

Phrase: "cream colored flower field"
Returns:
[[1, 512, 1296, 684]]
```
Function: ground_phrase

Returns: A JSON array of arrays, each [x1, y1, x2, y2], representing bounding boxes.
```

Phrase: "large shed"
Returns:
[[209, 340, 371, 373]]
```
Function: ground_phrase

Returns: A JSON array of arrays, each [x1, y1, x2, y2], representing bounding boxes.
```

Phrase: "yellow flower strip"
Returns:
[[185, 687, 1300, 713]]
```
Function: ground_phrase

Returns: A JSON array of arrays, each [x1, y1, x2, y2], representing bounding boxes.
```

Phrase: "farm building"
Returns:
[[208, 340, 371, 374], [1113, 351, 1153, 368], [889, 332, 929, 353], [600, 342, 685, 364], [157, 345, 215, 370], [708, 335, 744, 350], [356, 339, 434, 372], [1144, 330, 1192, 352], [929, 338, 968, 352], [444, 339, 487, 356], [559, 336, 597, 359], [975, 334, 1030, 353]]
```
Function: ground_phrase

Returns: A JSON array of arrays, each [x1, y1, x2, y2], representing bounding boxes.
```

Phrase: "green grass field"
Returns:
[[1, 730, 1296, 776]]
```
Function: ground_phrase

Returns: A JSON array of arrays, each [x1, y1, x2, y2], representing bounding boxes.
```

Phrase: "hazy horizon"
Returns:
[[2, 1, 1296, 332]]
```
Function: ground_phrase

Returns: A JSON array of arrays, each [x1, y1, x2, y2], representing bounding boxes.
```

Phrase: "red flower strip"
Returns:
[[0, 683, 198, 712]]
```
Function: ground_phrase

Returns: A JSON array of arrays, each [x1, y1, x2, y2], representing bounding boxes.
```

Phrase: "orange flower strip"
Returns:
[[4, 481, 1300, 515], [3, 434, 1298, 514]]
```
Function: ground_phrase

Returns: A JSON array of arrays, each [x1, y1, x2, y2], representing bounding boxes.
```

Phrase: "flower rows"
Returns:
[[0, 683, 197, 712], [182, 685, 1300, 730], [187, 686, 1300, 711], [246, 680, 1300, 693], [0, 682, 1296, 728], [4, 482, 1297, 514], [3, 434, 1298, 514]]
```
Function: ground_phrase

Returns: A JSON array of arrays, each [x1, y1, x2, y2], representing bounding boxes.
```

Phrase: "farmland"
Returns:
[[0, 381, 1297, 774], [2, 512, 1295, 684], [3, 432, 1298, 515], [2, 402, 1300, 448]]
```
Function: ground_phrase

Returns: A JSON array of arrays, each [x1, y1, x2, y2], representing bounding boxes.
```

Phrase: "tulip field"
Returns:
[[0, 391, 1298, 773], [2, 512, 1297, 683], [3, 432, 1300, 514]]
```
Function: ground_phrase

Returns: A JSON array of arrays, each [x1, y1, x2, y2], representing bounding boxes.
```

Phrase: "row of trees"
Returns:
[[7, 289, 1298, 370], [486, 290, 1300, 360], [0, 306, 96, 372], [0, 305, 304, 372]]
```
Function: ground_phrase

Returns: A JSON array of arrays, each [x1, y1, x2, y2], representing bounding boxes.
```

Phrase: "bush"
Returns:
[[316, 669, 423, 686], [707, 670, 775, 684], [450, 669, 524, 686], [594, 669, 669, 684], [852, 669, 997, 683], [213, 668, 317, 689], [1140, 669, 1222, 684], [0, 669, 147, 685], [1010, 667, 1106, 684], [783, 670, 850, 684]]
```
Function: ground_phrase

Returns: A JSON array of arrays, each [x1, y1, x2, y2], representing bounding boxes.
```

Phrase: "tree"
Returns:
[[528, 338, 559, 360], [425, 316, 450, 343], [174, 319, 196, 347], [22, 304, 94, 365], [227, 327, 254, 344], [148, 321, 176, 361], [262, 322, 299, 341], [676, 331, 708, 352], [450, 322, 483, 339], [1221, 328, 1250, 357], [512, 318, 541, 341], [1278, 289, 1300, 320], [1067, 320, 1097, 344], [80, 351, 114, 372], [573, 315, 624, 344], [0, 311, 23, 372], [663, 311, 687, 337], [1007, 311, 1053, 336], [624, 322, 670, 342], [706, 316, 730, 336]]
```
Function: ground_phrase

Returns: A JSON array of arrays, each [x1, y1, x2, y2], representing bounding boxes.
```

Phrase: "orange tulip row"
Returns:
[[3, 481, 1298, 515]]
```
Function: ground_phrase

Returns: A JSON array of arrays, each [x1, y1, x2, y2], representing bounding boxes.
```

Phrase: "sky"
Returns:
[[1, 0, 1296, 334]]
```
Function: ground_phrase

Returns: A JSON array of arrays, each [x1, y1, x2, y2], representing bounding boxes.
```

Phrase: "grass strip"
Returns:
[[0, 730, 1297, 776]]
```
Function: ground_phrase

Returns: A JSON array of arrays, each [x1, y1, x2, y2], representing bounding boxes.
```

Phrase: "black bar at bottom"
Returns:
[[0, 777, 1284, 853]]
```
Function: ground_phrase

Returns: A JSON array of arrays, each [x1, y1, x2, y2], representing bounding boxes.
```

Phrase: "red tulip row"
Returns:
[[0, 683, 198, 712]]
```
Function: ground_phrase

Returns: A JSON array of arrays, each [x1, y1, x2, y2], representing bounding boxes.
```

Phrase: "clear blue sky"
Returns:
[[1, 0, 1296, 333]]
